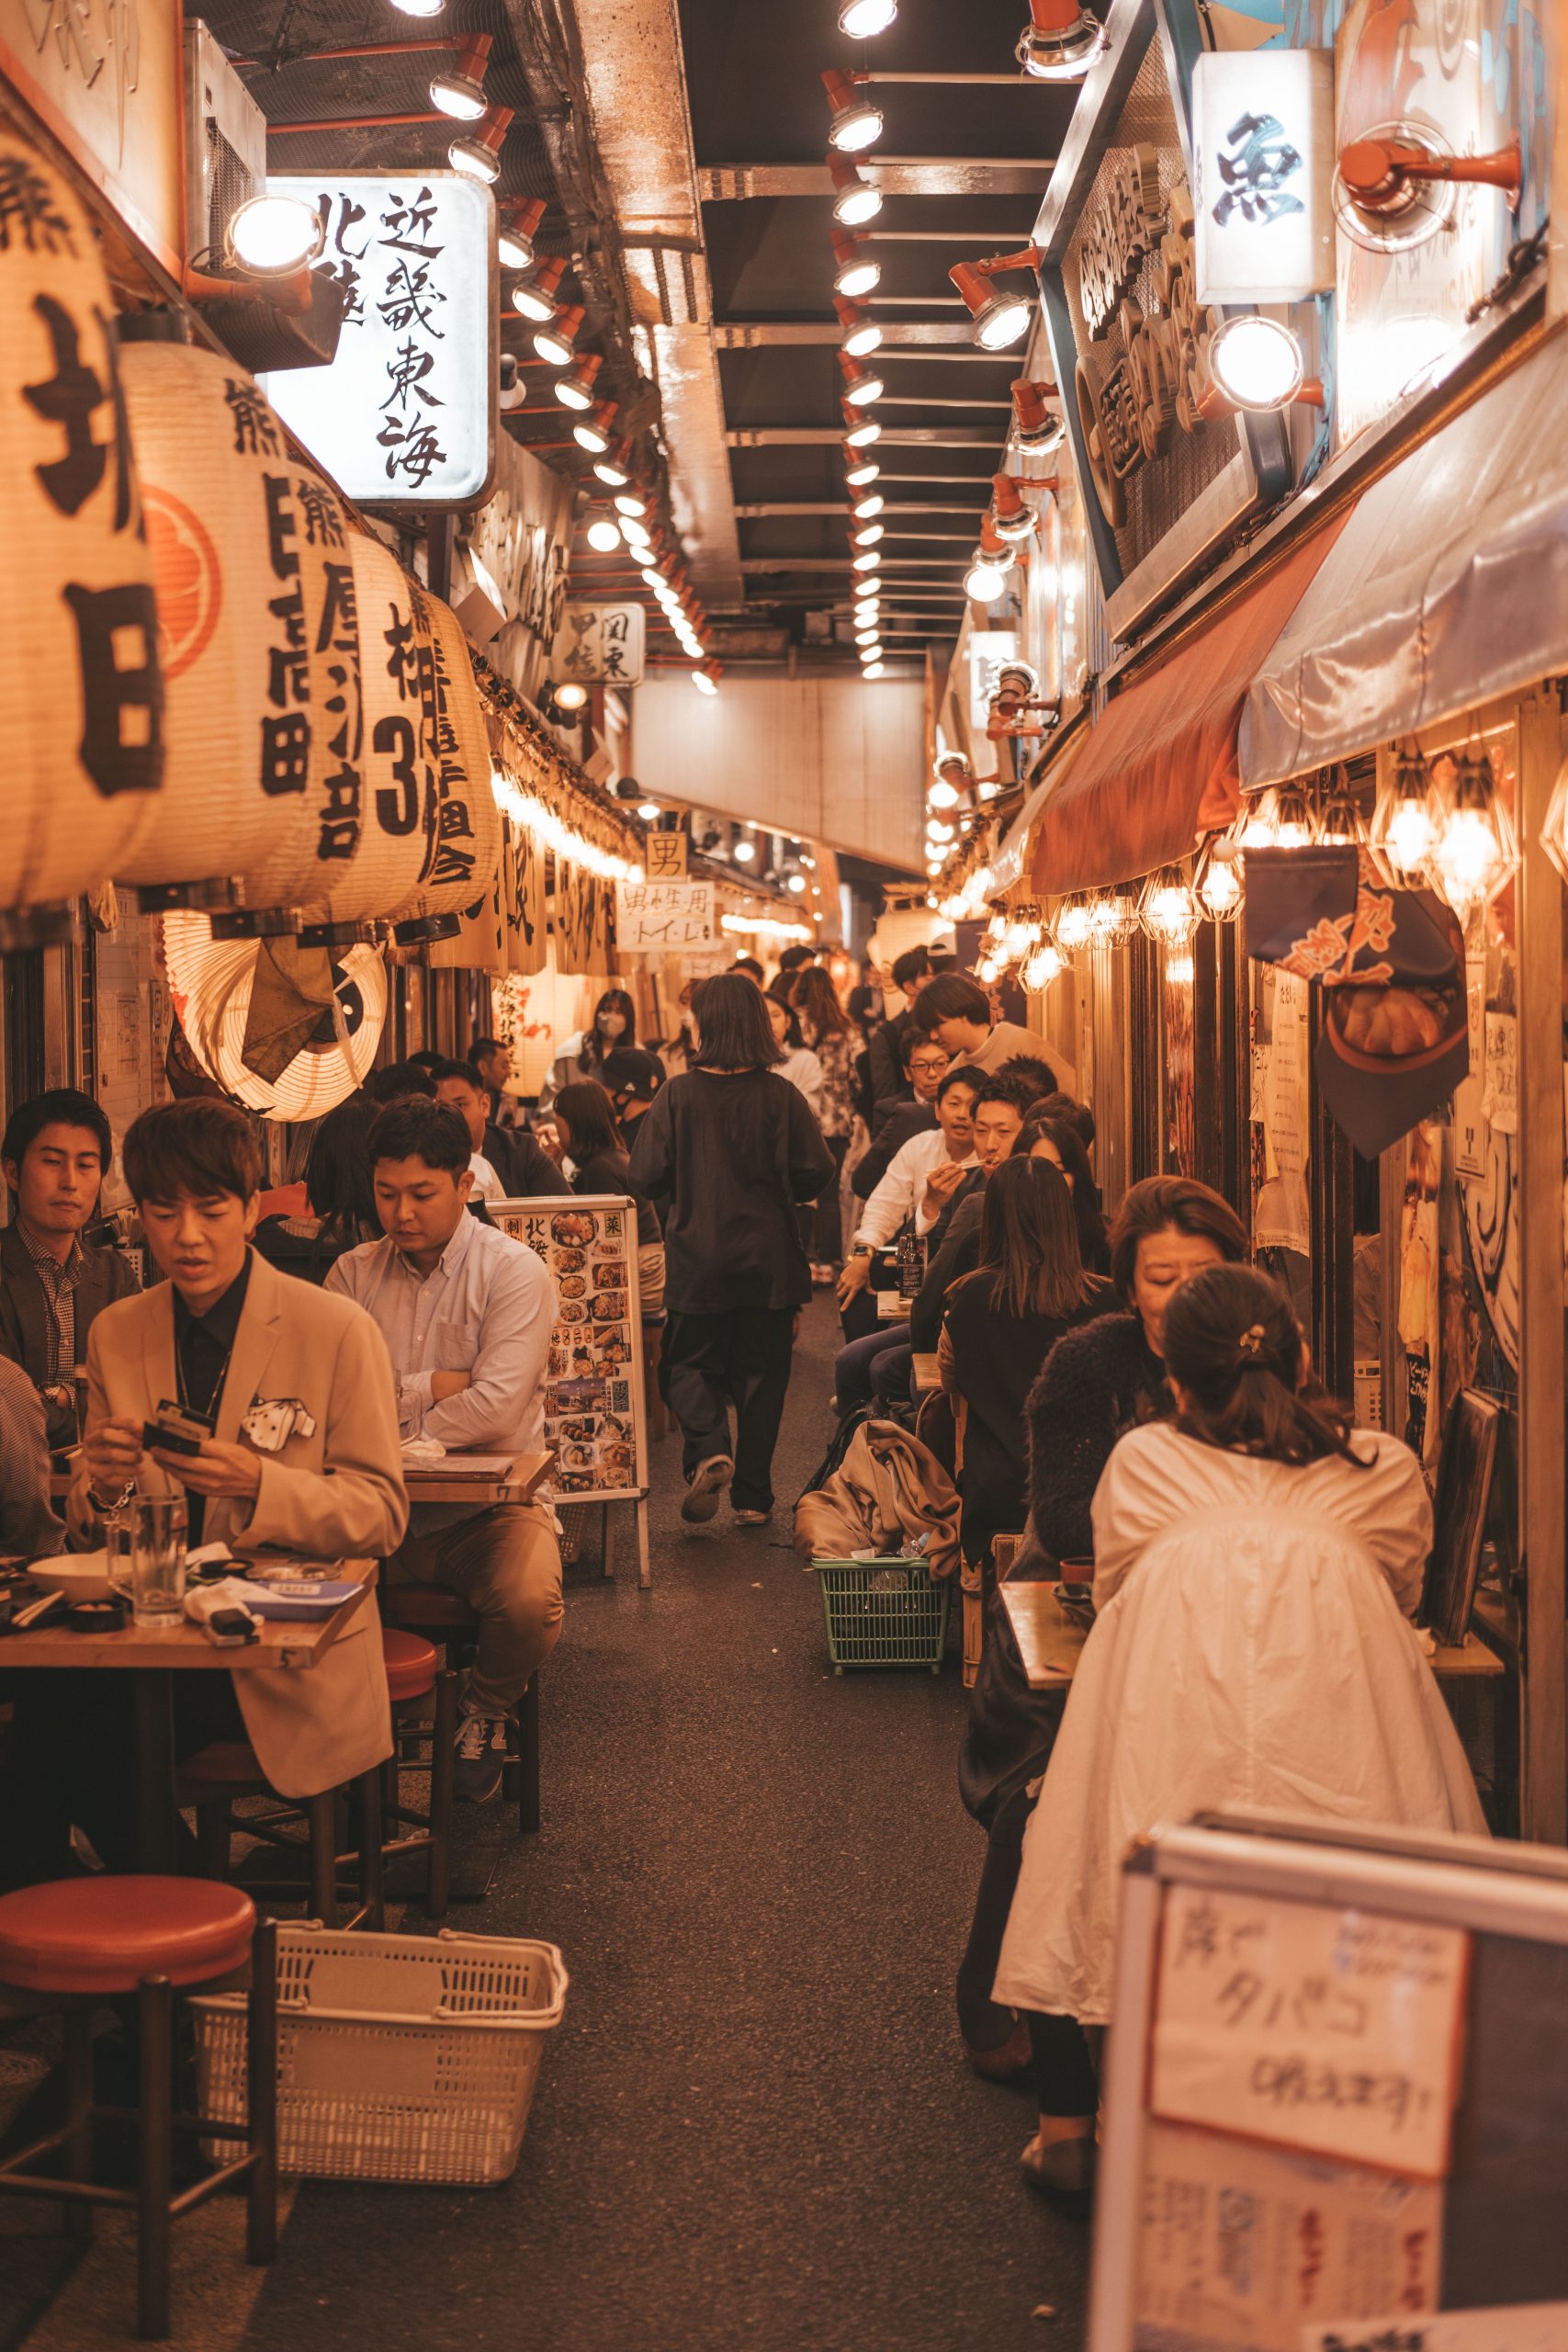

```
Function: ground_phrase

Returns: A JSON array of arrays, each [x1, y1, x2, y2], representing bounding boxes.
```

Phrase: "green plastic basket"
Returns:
[[812, 1555, 949, 1674]]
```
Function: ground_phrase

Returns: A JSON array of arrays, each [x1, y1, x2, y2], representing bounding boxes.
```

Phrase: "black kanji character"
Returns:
[[376, 257, 446, 338], [294, 473, 344, 550], [379, 335, 443, 415], [62, 582, 164, 797], [0, 150, 77, 254], [260, 710, 310, 795], [224, 376, 281, 458], [319, 191, 370, 261], [23, 296, 107, 517], [378, 186, 442, 259], [263, 475, 299, 582], [377, 417, 447, 490]]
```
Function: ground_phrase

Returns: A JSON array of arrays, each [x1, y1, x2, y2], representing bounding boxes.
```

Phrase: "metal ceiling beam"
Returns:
[[716, 322, 999, 350], [734, 502, 978, 516], [728, 424, 1000, 446], [700, 160, 1053, 199], [741, 556, 970, 571]]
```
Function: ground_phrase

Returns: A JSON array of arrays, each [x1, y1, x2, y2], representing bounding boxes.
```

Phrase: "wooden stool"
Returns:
[[175, 1747, 385, 1931], [378, 1626, 457, 1918], [382, 1584, 540, 1834], [0, 1877, 276, 2340]]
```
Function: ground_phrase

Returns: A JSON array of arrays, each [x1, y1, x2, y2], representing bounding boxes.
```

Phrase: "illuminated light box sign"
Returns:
[[556, 602, 647, 688], [1191, 49, 1335, 305], [265, 172, 497, 509]]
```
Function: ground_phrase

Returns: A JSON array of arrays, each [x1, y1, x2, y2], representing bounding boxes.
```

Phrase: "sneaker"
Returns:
[[453, 1711, 506, 1804], [681, 1453, 733, 1523], [733, 1507, 771, 1526]]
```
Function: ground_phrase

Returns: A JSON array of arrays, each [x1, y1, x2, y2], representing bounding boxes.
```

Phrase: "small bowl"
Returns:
[[28, 1552, 115, 1602]]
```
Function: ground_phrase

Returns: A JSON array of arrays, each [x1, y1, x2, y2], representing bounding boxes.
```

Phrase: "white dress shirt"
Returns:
[[852, 1127, 978, 1250], [468, 1151, 504, 1204]]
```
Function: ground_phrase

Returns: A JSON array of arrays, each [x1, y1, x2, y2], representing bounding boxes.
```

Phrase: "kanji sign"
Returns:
[[645, 831, 689, 879], [0, 0, 182, 269], [1192, 49, 1335, 304], [556, 602, 646, 687], [614, 879, 715, 951], [264, 172, 496, 508]]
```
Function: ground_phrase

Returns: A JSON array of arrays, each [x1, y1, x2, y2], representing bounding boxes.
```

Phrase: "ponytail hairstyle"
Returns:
[[1161, 1263, 1367, 1470]]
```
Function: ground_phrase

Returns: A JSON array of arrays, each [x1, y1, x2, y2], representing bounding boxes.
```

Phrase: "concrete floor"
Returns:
[[6, 1295, 1090, 2352]]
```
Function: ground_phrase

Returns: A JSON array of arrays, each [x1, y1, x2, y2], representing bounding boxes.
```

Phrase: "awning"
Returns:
[[1243, 331, 1568, 786], [1029, 516, 1348, 899]]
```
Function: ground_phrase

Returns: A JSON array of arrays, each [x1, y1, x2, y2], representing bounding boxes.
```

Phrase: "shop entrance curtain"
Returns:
[[1242, 333, 1568, 787], [1029, 518, 1347, 900]]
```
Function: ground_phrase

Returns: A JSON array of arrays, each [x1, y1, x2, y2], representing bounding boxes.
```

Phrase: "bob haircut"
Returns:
[[1108, 1174, 1248, 1305], [1019, 1110, 1107, 1272], [581, 989, 637, 1069], [367, 1097, 471, 1177], [553, 1080, 625, 1160], [1164, 1262, 1365, 1470], [2, 1088, 112, 1182], [691, 973, 784, 1071], [911, 972, 990, 1033], [123, 1100, 263, 1206], [304, 1095, 378, 1235], [966, 1155, 1084, 1321]]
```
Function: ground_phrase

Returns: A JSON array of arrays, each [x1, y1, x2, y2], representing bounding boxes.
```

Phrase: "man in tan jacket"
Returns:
[[56, 1100, 407, 1845]]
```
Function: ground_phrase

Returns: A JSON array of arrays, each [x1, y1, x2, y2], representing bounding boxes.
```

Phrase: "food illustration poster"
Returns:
[[498, 1200, 639, 1496]]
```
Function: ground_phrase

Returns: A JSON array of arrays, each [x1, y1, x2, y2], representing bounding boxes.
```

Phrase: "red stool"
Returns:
[[382, 1585, 540, 1833], [175, 1747, 385, 1932], [0, 1877, 276, 2340], [378, 1626, 457, 1917]]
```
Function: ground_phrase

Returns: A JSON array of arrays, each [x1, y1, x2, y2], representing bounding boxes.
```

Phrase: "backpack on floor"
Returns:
[[796, 1402, 874, 1507]]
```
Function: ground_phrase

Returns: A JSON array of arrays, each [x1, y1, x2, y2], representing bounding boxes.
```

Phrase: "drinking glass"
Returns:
[[128, 1496, 187, 1627]]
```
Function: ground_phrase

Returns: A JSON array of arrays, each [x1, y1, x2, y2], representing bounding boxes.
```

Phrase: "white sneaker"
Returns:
[[681, 1453, 734, 1523]]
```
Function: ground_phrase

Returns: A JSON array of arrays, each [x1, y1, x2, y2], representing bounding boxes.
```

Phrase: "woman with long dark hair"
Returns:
[[629, 974, 834, 1528], [995, 1263, 1485, 2199], [792, 965, 863, 1282], [1017, 1108, 1108, 1277], [553, 1080, 665, 1320], [254, 1095, 380, 1283]]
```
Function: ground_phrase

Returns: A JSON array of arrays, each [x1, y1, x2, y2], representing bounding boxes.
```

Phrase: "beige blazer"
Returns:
[[69, 1251, 410, 1797]]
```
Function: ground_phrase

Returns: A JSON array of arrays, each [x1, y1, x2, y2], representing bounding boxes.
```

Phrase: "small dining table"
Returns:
[[400, 1449, 555, 1508]]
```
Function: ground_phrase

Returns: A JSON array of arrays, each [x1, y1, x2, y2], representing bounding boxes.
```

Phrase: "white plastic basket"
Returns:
[[192, 1922, 569, 2186]]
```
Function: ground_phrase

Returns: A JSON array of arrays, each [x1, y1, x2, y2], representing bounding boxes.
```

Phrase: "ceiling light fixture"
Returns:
[[949, 244, 1042, 350], [988, 471, 1037, 543], [852, 548, 881, 572], [852, 491, 884, 521], [1016, 0, 1109, 81], [839, 0, 897, 33], [585, 514, 621, 553], [834, 295, 883, 357], [863, 662, 886, 679], [621, 516, 652, 550], [573, 398, 618, 453], [842, 444, 880, 487], [533, 300, 585, 367], [823, 68, 883, 151], [829, 156, 882, 226], [614, 490, 648, 518], [554, 351, 602, 411], [389, 0, 445, 21], [497, 196, 546, 272], [508, 254, 567, 322], [1010, 375, 1065, 454], [448, 105, 512, 183], [732, 835, 756, 862], [224, 193, 324, 278], [831, 230, 880, 299], [852, 520, 884, 547], [1205, 313, 1318, 413], [854, 626, 879, 645], [693, 661, 722, 696], [637, 800, 661, 821], [552, 680, 589, 713], [593, 441, 632, 487], [839, 351, 885, 405], [1194, 836, 1245, 922], [429, 32, 491, 119], [840, 402, 881, 447], [964, 517, 1014, 604]]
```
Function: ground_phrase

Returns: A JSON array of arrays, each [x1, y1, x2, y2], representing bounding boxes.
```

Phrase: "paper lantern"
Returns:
[[119, 343, 364, 912], [321, 529, 447, 924], [163, 912, 385, 1120], [389, 587, 502, 935], [0, 125, 166, 909]]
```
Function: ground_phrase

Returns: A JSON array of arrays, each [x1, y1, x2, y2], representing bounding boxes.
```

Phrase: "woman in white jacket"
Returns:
[[994, 1262, 1485, 2201]]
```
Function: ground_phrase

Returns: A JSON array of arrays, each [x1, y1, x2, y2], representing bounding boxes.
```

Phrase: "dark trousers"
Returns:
[[833, 1319, 909, 1411], [957, 1786, 1098, 2115], [663, 1306, 796, 1513]]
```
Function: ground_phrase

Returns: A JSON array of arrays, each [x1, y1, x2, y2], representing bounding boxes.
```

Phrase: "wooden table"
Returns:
[[1429, 1632, 1506, 1679], [999, 1579, 1083, 1690], [2, 1559, 378, 1871], [911, 1354, 942, 1398], [401, 1449, 555, 1507]]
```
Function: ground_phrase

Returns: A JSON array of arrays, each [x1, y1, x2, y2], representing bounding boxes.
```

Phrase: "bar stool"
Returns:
[[0, 1877, 276, 2341], [381, 1585, 541, 1833], [378, 1626, 457, 1917], [175, 1747, 385, 1930]]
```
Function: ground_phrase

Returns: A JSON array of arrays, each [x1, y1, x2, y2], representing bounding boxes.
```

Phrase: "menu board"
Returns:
[[491, 1194, 649, 1508]]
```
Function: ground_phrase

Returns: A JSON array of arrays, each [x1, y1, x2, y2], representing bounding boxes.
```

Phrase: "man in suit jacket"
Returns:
[[70, 1098, 408, 1804], [0, 1089, 140, 1451]]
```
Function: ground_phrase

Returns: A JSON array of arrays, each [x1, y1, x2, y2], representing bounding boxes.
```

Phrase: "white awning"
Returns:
[[1241, 332, 1568, 786]]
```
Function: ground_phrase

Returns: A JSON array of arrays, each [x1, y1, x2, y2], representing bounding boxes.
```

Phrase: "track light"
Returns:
[[859, 642, 883, 662], [593, 440, 631, 487], [553, 679, 589, 713], [852, 522, 884, 548], [573, 398, 617, 453], [1205, 314, 1316, 413], [852, 491, 884, 520], [842, 445, 879, 487], [832, 231, 880, 299], [640, 566, 666, 591], [533, 300, 584, 367], [224, 193, 324, 277], [829, 156, 882, 225], [585, 514, 621, 553], [852, 548, 881, 572], [839, 0, 897, 31], [694, 661, 722, 696], [554, 351, 602, 410], [988, 472, 1037, 544], [1010, 376, 1064, 455], [621, 515, 651, 549], [389, 0, 444, 19], [835, 296, 882, 357], [497, 196, 546, 272], [854, 625, 879, 646], [839, 351, 885, 405], [823, 69, 883, 152], [1016, 0, 1108, 80], [863, 662, 886, 679], [950, 246, 1042, 351], [449, 105, 511, 183], [841, 404, 881, 447], [430, 33, 491, 119], [965, 520, 1013, 604], [509, 254, 567, 322], [615, 490, 648, 518]]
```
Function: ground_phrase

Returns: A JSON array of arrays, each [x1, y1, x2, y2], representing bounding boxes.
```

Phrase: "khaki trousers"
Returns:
[[389, 1500, 562, 1715]]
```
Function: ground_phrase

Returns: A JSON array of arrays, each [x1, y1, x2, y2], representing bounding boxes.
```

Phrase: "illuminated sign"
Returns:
[[1192, 50, 1335, 306], [265, 172, 497, 508]]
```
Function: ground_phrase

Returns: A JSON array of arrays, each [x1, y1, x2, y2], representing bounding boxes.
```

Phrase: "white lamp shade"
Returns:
[[396, 587, 502, 927], [163, 912, 387, 1120], [0, 127, 167, 906]]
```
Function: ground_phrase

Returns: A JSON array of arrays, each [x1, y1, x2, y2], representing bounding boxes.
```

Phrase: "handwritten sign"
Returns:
[[614, 879, 715, 952], [1137, 2120, 1440, 2349], [1152, 1885, 1469, 2178], [0, 0, 182, 268], [645, 831, 689, 879], [1304, 2305, 1568, 2352], [556, 602, 645, 687]]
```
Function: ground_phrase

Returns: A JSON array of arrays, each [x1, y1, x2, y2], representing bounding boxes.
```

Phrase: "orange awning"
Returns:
[[1029, 513, 1349, 899]]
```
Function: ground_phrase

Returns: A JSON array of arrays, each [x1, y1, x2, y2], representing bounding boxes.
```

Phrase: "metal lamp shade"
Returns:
[[0, 127, 166, 907], [163, 912, 387, 1120]]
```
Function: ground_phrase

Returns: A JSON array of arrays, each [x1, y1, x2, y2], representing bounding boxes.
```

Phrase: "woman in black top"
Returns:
[[629, 974, 833, 1527], [254, 1096, 379, 1284], [1017, 1108, 1109, 1278]]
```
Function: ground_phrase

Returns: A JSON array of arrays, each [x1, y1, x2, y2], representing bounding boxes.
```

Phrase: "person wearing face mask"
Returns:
[[539, 989, 638, 1113]]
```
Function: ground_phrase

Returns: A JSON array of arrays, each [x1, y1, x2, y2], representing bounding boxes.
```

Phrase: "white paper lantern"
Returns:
[[392, 586, 502, 925], [0, 125, 166, 908], [164, 912, 386, 1121]]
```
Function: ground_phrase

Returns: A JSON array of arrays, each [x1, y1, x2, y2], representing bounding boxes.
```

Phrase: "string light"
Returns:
[[491, 773, 641, 882], [721, 912, 814, 942]]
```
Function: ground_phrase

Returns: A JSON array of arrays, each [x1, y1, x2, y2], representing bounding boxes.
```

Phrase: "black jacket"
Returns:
[[0, 1223, 141, 1451], [943, 1275, 1111, 1565], [908, 1185, 986, 1351], [484, 1120, 570, 1199], [1022, 1310, 1169, 1566], [628, 1069, 833, 1314], [866, 1011, 914, 1108], [852, 1099, 934, 1201]]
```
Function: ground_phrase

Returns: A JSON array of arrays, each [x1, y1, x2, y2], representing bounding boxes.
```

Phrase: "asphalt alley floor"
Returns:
[[8, 1294, 1091, 2352]]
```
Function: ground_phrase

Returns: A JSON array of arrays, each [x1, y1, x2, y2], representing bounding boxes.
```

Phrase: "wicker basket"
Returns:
[[811, 1555, 949, 1674], [192, 1923, 568, 2186]]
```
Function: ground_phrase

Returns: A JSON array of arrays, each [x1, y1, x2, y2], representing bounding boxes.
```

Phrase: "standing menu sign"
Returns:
[[492, 1193, 650, 1587]]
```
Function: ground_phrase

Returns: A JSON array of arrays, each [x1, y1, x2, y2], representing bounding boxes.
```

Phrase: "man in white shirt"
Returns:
[[326, 1097, 561, 1804], [836, 1069, 979, 1313]]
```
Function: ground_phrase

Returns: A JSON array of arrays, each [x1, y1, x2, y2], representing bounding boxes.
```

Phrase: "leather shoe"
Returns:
[[1020, 2132, 1096, 2204], [965, 2022, 1032, 2083]]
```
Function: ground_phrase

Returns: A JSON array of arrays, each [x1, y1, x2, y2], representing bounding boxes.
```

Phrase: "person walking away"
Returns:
[[996, 1263, 1486, 2201], [793, 966, 863, 1283], [913, 972, 1077, 1100], [326, 1098, 561, 1804], [0, 1089, 140, 1453], [553, 1080, 666, 1322], [629, 973, 833, 1528], [254, 1094, 381, 1283]]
